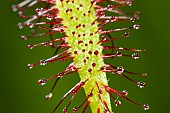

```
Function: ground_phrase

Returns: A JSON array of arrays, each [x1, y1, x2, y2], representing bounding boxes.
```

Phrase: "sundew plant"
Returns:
[[12, 0, 149, 113]]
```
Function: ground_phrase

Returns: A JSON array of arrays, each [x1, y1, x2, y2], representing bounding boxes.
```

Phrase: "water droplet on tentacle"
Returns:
[[122, 90, 128, 96], [18, 23, 24, 29], [45, 92, 52, 100], [27, 64, 34, 69], [143, 104, 150, 110], [117, 66, 124, 74], [132, 53, 140, 59], [142, 73, 148, 77], [12, 5, 18, 11], [21, 35, 27, 40], [124, 32, 130, 37], [133, 24, 140, 29], [115, 100, 121, 106], [39, 59, 47, 66], [27, 23, 34, 28], [63, 107, 67, 113], [116, 51, 123, 57], [47, 14, 53, 20], [38, 78, 47, 85], [73, 107, 78, 112], [28, 44, 34, 49], [130, 18, 136, 22], [137, 81, 146, 88], [127, 0, 134, 6]]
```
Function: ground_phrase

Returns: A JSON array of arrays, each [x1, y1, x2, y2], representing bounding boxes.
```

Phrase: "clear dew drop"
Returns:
[[73, 107, 78, 112], [107, 4, 113, 9], [21, 35, 27, 40], [130, 17, 136, 22], [101, 36, 107, 42], [53, 25, 60, 31], [116, 51, 123, 57], [143, 104, 150, 110], [18, 11, 25, 18], [115, 100, 121, 106], [18, 23, 23, 29], [122, 90, 128, 96], [63, 107, 67, 113], [44, 42, 52, 46], [27, 23, 34, 28], [27, 64, 33, 69], [39, 59, 47, 66], [142, 73, 148, 77], [28, 44, 34, 49], [47, 14, 53, 20], [127, 0, 133, 6], [137, 81, 146, 88], [124, 32, 130, 37], [35, 8, 40, 13], [36, 8, 45, 15], [135, 11, 140, 19], [133, 24, 140, 29], [38, 78, 47, 85], [45, 92, 52, 100], [132, 53, 140, 59], [12, 5, 17, 11], [117, 66, 124, 74]]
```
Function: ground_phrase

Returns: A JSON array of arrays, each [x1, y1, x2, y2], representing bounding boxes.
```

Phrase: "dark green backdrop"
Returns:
[[1, 0, 169, 113]]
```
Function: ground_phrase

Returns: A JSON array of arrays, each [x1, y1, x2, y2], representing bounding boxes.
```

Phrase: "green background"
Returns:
[[0, 0, 169, 113]]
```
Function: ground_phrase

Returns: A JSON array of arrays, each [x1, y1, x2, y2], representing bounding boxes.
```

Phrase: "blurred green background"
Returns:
[[0, 0, 170, 113]]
